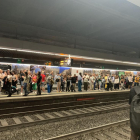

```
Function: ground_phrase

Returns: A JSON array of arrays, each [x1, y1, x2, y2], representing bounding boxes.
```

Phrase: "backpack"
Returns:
[[130, 86, 140, 135]]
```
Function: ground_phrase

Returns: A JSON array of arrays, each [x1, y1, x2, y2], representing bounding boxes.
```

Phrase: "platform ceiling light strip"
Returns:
[[0, 47, 16, 51], [104, 59, 121, 63], [0, 47, 139, 65]]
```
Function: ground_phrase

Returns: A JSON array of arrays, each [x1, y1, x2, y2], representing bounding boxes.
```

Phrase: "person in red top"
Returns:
[[41, 71, 46, 92]]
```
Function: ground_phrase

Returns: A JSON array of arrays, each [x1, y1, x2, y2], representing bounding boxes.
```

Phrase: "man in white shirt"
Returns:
[[89, 75, 94, 90], [83, 73, 89, 91]]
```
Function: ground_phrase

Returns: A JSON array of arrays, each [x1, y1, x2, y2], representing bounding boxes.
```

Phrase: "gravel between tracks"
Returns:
[[0, 109, 129, 140]]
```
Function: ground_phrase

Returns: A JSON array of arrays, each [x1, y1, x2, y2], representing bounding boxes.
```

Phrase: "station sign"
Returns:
[[17, 59, 21, 63], [45, 61, 52, 66], [60, 58, 71, 66]]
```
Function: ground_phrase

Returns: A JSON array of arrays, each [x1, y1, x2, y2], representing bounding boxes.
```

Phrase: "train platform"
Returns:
[[0, 90, 129, 103], [0, 90, 130, 116]]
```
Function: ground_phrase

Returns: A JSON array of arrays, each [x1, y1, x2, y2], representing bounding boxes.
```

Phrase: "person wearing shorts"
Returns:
[[41, 71, 46, 92]]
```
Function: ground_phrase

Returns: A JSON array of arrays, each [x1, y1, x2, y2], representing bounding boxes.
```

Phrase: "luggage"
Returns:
[[130, 86, 140, 135], [71, 85, 74, 92]]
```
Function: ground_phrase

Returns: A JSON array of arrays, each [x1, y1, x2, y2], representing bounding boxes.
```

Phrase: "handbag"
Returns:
[[56, 79, 59, 82]]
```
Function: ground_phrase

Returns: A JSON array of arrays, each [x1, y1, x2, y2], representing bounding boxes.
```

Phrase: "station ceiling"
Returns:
[[0, 0, 140, 50]]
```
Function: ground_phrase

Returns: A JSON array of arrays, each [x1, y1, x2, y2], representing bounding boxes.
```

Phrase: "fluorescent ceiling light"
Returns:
[[105, 59, 121, 63], [0, 47, 16, 51]]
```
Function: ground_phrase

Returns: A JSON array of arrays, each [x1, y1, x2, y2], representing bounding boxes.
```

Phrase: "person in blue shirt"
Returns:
[[78, 73, 82, 92]]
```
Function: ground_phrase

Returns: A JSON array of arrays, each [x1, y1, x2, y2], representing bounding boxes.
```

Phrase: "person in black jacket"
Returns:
[[71, 74, 77, 92], [37, 72, 42, 95], [129, 87, 140, 140]]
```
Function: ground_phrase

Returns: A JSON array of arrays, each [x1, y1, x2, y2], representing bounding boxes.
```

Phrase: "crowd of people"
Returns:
[[0, 69, 140, 97]]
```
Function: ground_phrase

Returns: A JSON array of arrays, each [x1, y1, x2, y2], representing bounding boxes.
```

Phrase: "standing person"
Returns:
[[128, 74, 133, 89], [83, 73, 89, 91], [6, 71, 12, 97], [133, 75, 136, 86], [89, 75, 94, 90], [108, 75, 113, 91], [111, 75, 115, 90], [102, 76, 105, 90], [71, 74, 77, 92], [114, 75, 119, 90], [23, 72, 30, 96], [105, 74, 109, 91], [41, 71, 46, 92], [125, 75, 129, 89], [78, 73, 82, 92], [134, 76, 139, 86], [20, 70, 25, 95], [120, 75, 125, 90], [28, 71, 33, 93], [0, 69, 4, 93], [93, 74, 96, 90], [37, 71, 42, 95], [60, 74, 64, 92], [12, 71, 18, 87], [32, 73, 37, 94], [98, 75, 102, 90], [49, 71, 54, 92], [50, 76, 54, 93], [56, 73, 61, 92], [46, 74, 52, 93], [66, 74, 71, 92]]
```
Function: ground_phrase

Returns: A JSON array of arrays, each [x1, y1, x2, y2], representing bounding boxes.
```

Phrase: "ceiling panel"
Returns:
[[0, 0, 140, 49]]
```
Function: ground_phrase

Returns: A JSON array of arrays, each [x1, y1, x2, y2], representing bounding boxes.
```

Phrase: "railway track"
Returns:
[[0, 99, 128, 118], [0, 102, 129, 132], [47, 119, 130, 140]]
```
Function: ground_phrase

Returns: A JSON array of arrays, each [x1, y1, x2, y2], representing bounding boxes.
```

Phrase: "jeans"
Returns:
[[47, 84, 51, 93], [134, 82, 139, 86], [78, 80, 82, 91], [24, 83, 28, 96]]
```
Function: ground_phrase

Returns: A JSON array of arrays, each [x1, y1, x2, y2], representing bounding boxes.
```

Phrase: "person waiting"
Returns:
[[78, 73, 82, 92], [56, 73, 61, 92], [83, 73, 89, 91], [134, 76, 139, 86], [89, 75, 94, 90], [114, 75, 119, 90], [37, 72, 42, 95], [66, 74, 71, 92], [71, 74, 77, 92], [23, 72, 30, 96]]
